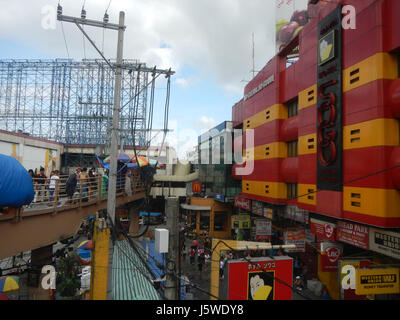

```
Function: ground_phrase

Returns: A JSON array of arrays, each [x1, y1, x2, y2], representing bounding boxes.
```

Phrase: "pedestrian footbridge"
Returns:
[[0, 175, 146, 260]]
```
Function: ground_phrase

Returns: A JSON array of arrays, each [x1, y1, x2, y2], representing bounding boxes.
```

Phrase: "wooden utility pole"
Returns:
[[165, 197, 179, 300]]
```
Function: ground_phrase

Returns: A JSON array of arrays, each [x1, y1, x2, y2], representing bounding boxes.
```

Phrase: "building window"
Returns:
[[287, 99, 298, 118], [287, 140, 298, 158], [287, 183, 298, 200], [199, 211, 210, 231], [214, 211, 227, 231]]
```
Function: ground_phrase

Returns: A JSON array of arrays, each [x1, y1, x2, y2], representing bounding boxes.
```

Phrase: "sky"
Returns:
[[0, 0, 277, 159]]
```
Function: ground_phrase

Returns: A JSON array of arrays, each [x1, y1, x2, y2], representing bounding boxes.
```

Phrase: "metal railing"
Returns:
[[24, 170, 144, 212]]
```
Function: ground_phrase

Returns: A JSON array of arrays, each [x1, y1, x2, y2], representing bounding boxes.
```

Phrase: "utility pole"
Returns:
[[108, 11, 125, 224], [165, 197, 179, 300]]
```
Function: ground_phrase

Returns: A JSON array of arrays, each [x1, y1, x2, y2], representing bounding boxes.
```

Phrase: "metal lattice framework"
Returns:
[[0, 59, 172, 147]]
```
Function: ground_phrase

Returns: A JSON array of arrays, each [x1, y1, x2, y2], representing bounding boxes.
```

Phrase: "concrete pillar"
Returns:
[[128, 206, 140, 236]]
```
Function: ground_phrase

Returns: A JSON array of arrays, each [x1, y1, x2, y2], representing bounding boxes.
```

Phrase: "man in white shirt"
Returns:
[[48, 170, 60, 205]]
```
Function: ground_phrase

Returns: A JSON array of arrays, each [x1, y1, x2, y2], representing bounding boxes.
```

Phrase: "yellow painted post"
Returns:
[[90, 219, 110, 300]]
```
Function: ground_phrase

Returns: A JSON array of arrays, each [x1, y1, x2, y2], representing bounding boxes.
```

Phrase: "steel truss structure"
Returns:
[[0, 59, 172, 148]]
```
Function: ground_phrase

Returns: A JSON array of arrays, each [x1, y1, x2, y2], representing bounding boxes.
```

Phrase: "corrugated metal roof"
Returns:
[[112, 239, 161, 300]]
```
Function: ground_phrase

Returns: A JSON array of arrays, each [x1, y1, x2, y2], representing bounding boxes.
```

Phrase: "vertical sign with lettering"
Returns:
[[317, 6, 343, 191]]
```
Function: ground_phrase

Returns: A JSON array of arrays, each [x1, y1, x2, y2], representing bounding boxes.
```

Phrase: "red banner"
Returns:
[[227, 257, 293, 300], [310, 218, 336, 241], [234, 195, 251, 211], [337, 221, 369, 250], [320, 242, 342, 272]]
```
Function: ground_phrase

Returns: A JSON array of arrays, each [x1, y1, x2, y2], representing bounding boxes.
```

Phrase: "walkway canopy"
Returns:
[[181, 204, 211, 211]]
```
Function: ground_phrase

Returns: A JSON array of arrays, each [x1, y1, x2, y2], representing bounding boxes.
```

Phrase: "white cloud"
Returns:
[[0, 0, 277, 94], [193, 116, 218, 133]]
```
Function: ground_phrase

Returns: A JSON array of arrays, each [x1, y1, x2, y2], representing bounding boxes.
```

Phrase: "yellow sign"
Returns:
[[355, 268, 400, 295], [231, 215, 251, 229]]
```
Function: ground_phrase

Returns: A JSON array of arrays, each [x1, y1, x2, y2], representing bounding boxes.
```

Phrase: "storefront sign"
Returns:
[[305, 229, 316, 243], [284, 205, 309, 224], [192, 182, 202, 193], [355, 268, 400, 295], [339, 259, 371, 300], [234, 195, 251, 211], [226, 257, 293, 300], [255, 220, 272, 241], [244, 75, 275, 101], [320, 242, 342, 272], [316, 6, 343, 191], [263, 207, 273, 219], [284, 229, 306, 253], [369, 228, 400, 260], [231, 215, 251, 230], [214, 194, 226, 203], [252, 200, 263, 216], [310, 218, 337, 241], [337, 221, 369, 250]]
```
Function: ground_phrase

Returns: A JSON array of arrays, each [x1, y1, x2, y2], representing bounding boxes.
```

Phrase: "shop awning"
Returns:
[[112, 239, 161, 300], [181, 204, 211, 211]]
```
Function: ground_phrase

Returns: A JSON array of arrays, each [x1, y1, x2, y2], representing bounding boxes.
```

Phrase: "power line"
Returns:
[[60, 21, 70, 59]]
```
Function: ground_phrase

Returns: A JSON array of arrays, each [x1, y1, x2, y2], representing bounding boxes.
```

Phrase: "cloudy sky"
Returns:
[[0, 0, 277, 159]]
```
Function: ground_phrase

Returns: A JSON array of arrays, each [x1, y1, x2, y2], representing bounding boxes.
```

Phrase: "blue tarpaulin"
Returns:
[[139, 212, 162, 217], [0, 155, 34, 207]]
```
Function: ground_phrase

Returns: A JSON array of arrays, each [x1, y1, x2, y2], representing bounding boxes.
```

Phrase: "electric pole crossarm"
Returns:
[[74, 22, 114, 70], [57, 14, 124, 31]]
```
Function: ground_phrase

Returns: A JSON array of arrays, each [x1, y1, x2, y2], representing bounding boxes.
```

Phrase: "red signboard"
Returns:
[[320, 242, 342, 272], [192, 182, 202, 193], [337, 221, 369, 250], [310, 218, 337, 241], [227, 257, 293, 300], [234, 195, 251, 211]]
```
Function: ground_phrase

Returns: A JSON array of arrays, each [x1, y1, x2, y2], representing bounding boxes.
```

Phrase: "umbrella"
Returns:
[[0, 293, 10, 300], [148, 159, 162, 169], [77, 249, 91, 265], [0, 276, 19, 293], [103, 152, 132, 163], [131, 156, 149, 167], [77, 240, 93, 250]]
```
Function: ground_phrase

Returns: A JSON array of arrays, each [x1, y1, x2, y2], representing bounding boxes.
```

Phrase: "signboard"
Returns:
[[252, 200, 263, 216], [316, 6, 343, 191], [263, 207, 273, 219], [339, 260, 371, 300], [284, 229, 306, 252], [231, 215, 251, 230], [320, 242, 342, 272], [275, 0, 309, 53], [305, 229, 316, 243], [356, 268, 400, 295], [310, 218, 337, 241], [337, 221, 369, 250], [255, 219, 272, 241], [192, 182, 202, 193], [369, 228, 400, 260], [234, 195, 251, 211], [227, 257, 293, 300], [214, 194, 226, 203], [284, 205, 309, 224]]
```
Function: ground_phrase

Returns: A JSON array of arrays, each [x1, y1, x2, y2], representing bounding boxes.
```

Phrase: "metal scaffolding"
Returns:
[[0, 59, 172, 148]]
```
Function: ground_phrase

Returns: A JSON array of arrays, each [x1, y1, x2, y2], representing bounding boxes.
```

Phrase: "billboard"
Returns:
[[369, 228, 400, 260], [275, 0, 308, 53], [284, 229, 306, 252], [255, 219, 272, 241], [226, 257, 293, 300], [310, 218, 337, 241], [337, 221, 369, 250], [356, 268, 400, 296], [320, 241, 342, 272]]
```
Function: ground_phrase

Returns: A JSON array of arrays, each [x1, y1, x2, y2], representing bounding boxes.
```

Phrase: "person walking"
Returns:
[[48, 170, 60, 206], [28, 169, 37, 206], [80, 167, 89, 202], [189, 246, 196, 265], [36, 167, 47, 202], [66, 169, 79, 204]]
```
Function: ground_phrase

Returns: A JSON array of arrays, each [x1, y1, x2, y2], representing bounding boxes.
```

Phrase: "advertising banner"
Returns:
[[227, 257, 293, 300], [234, 194, 251, 211], [337, 221, 369, 250], [255, 219, 272, 241], [231, 215, 251, 230], [369, 228, 400, 260], [356, 268, 400, 296], [310, 218, 337, 241], [252, 200, 263, 216], [316, 6, 344, 191], [320, 242, 342, 272], [284, 205, 309, 224], [263, 207, 274, 220], [338, 259, 371, 300], [275, 0, 309, 53], [284, 229, 306, 252]]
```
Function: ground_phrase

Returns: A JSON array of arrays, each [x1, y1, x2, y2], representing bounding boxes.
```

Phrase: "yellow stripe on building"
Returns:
[[242, 180, 287, 199], [343, 118, 399, 150], [299, 84, 317, 110], [343, 187, 400, 218], [343, 52, 398, 92], [298, 184, 317, 205], [298, 133, 317, 155], [244, 142, 287, 161], [244, 104, 287, 131]]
